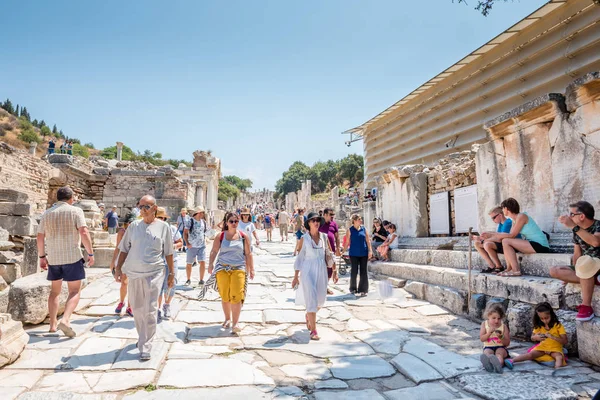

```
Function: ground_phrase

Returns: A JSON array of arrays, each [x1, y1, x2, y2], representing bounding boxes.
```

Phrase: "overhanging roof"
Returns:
[[342, 0, 568, 138]]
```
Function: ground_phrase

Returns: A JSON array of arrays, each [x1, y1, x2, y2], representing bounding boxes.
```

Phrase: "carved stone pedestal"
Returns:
[[0, 313, 28, 367]]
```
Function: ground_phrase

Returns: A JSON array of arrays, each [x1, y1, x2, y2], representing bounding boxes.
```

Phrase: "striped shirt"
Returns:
[[37, 202, 87, 265]]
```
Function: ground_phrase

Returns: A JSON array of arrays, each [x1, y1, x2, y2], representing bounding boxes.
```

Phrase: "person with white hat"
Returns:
[[239, 208, 260, 250], [184, 206, 208, 286], [549, 201, 600, 321]]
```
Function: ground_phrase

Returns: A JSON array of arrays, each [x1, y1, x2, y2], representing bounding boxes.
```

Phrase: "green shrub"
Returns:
[[84, 142, 95, 149], [40, 126, 52, 137], [18, 128, 42, 144], [73, 143, 90, 158]]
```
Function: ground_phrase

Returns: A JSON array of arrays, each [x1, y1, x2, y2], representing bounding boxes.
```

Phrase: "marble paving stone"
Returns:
[[249, 341, 375, 358], [35, 371, 94, 392], [264, 309, 306, 324], [75, 298, 94, 312], [402, 337, 481, 378], [0, 369, 44, 388], [91, 316, 118, 333], [5, 348, 72, 370], [326, 306, 352, 321], [415, 305, 449, 316], [273, 386, 305, 397], [111, 340, 168, 370], [93, 370, 156, 392], [3, 387, 26, 400], [367, 319, 398, 330], [90, 291, 121, 306], [390, 353, 443, 383], [395, 299, 431, 308], [255, 350, 317, 366], [66, 337, 125, 371], [389, 319, 431, 334], [329, 355, 395, 379], [203, 337, 244, 347], [187, 325, 241, 340], [26, 334, 86, 350], [80, 283, 112, 299], [258, 324, 290, 335], [157, 359, 275, 387], [374, 374, 416, 390], [280, 362, 332, 380], [346, 318, 371, 332], [458, 373, 579, 400], [81, 305, 117, 316], [355, 330, 410, 355], [313, 389, 385, 400], [16, 393, 118, 400], [183, 301, 222, 311], [384, 382, 460, 400], [314, 379, 349, 389], [168, 342, 232, 359], [177, 309, 263, 324], [229, 352, 256, 364]]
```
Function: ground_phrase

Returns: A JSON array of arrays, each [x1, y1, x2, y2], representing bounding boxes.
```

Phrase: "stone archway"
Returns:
[[46, 170, 67, 209]]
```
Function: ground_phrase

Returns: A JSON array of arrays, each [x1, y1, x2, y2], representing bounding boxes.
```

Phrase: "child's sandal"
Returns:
[[310, 330, 320, 340], [504, 359, 514, 370]]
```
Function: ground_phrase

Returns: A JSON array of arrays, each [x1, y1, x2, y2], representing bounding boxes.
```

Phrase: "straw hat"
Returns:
[[191, 206, 205, 216], [575, 255, 600, 279], [240, 207, 251, 215], [156, 207, 169, 219]]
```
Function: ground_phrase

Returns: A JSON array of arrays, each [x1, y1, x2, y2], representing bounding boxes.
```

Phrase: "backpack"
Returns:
[[220, 231, 248, 257], [189, 218, 207, 233], [265, 215, 271, 224]]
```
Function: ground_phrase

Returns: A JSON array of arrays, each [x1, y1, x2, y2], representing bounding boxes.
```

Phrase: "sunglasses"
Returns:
[[309, 218, 320, 223], [570, 212, 582, 217], [491, 214, 500, 220], [228, 220, 239, 224], [140, 205, 153, 210]]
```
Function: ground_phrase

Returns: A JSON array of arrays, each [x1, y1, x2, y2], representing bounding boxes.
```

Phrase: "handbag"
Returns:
[[323, 233, 335, 268]]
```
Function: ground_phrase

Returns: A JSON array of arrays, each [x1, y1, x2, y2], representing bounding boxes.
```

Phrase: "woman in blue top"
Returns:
[[342, 214, 373, 296], [482, 198, 550, 277]]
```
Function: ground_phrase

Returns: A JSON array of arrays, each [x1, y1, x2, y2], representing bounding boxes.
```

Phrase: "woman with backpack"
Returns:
[[199, 211, 254, 334], [480, 197, 550, 277]]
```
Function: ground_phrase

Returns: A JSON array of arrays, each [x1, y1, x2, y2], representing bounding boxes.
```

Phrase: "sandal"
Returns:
[[504, 271, 522, 277], [310, 330, 320, 341], [480, 266, 495, 274], [222, 320, 231, 328], [491, 266, 505, 275], [231, 325, 242, 334]]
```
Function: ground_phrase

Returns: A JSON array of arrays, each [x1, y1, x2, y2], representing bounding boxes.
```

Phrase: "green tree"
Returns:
[[32, 119, 39, 127], [1, 99, 14, 114], [52, 124, 58, 135], [339, 154, 364, 185], [101, 144, 136, 160], [224, 175, 253, 191], [14, 104, 19, 116], [275, 161, 310, 196], [72, 143, 90, 158], [17, 119, 41, 144], [218, 179, 240, 202], [84, 142, 95, 149], [20, 107, 30, 121], [40, 126, 52, 137], [58, 130, 64, 138], [39, 120, 46, 128]]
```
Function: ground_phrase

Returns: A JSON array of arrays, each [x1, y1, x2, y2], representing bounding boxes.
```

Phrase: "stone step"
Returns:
[[576, 318, 600, 366], [369, 261, 565, 308], [393, 234, 574, 253], [388, 249, 571, 277]]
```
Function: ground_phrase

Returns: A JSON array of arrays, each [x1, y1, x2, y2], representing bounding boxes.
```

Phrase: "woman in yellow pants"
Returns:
[[200, 212, 254, 334]]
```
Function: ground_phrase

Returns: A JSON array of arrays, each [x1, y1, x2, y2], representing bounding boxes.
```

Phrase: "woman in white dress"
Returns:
[[291, 212, 337, 340]]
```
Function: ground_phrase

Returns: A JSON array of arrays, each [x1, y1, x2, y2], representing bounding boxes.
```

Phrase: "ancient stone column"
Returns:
[[28, 142, 37, 155], [116, 142, 124, 161]]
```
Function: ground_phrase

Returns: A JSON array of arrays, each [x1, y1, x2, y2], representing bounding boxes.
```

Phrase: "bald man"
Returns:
[[115, 195, 175, 360]]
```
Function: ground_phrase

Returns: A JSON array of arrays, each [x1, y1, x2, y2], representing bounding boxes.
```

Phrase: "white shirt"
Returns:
[[238, 221, 256, 244], [119, 219, 174, 278]]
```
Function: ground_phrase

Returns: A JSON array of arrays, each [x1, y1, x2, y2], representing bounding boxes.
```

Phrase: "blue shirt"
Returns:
[[349, 225, 368, 257], [105, 211, 119, 228], [497, 219, 512, 234]]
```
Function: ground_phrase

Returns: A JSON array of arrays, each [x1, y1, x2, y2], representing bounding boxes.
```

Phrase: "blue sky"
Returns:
[[1, 0, 547, 190]]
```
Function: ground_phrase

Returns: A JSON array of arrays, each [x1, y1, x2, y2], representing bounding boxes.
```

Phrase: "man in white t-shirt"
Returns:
[[278, 207, 291, 241], [115, 195, 174, 361]]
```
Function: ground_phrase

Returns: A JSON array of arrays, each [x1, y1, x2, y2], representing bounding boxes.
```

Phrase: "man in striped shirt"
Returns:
[[37, 186, 94, 337]]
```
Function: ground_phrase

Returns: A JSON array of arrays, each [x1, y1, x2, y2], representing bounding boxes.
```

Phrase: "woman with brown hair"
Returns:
[[110, 212, 136, 317], [291, 211, 337, 340], [343, 214, 373, 296], [199, 211, 254, 334]]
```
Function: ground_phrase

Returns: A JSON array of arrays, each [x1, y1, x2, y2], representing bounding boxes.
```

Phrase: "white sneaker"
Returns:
[[163, 304, 171, 319]]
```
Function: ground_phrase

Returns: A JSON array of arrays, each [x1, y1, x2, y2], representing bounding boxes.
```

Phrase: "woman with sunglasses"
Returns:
[[109, 212, 136, 317], [371, 218, 388, 260], [343, 214, 373, 296], [200, 212, 254, 334], [291, 211, 337, 340]]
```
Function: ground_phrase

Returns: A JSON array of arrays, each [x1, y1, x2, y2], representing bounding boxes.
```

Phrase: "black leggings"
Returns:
[[350, 256, 369, 294]]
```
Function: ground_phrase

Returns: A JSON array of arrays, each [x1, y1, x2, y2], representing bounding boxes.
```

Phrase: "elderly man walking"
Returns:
[[114, 195, 175, 360], [37, 186, 94, 337]]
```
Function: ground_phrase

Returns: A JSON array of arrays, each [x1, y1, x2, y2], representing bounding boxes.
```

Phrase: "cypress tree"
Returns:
[[52, 124, 58, 135], [15, 105, 19, 116]]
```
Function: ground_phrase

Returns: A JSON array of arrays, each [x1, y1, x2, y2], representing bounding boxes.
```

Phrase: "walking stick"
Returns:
[[468, 227, 473, 308]]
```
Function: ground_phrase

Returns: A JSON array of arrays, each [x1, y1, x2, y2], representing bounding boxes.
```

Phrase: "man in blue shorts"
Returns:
[[37, 186, 94, 337]]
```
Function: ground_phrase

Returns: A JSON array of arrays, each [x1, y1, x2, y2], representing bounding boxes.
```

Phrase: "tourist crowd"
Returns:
[[36, 186, 599, 369]]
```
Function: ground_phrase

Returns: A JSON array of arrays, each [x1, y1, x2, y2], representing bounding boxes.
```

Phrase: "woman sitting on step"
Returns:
[[480, 198, 550, 277]]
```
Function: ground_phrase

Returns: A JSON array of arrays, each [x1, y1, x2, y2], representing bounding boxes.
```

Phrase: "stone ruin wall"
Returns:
[[477, 72, 600, 234], [374, 71, 600, 238]]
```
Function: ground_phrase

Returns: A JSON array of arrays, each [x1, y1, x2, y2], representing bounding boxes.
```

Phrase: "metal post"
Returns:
[[468, 227, 473, 308]]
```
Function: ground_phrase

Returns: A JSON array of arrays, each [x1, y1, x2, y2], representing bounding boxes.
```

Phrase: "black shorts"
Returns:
[[529, 241, 551, 254], [483, 346, 509, 357], [47, 259, 86, 282], [495, 242, 504, 254]]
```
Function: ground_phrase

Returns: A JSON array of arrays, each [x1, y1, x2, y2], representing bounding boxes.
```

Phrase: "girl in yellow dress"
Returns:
[[505, 302, 568, 369]]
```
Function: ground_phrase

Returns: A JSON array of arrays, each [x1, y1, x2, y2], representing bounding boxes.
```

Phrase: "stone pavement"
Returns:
[[2, 230, 600, 399]]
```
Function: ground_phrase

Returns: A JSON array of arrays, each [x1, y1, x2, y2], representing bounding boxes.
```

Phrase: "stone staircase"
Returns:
[[369, 243, 600, 367]]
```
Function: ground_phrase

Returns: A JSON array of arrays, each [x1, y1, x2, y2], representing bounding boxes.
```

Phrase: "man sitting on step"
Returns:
[[472, 206, 514, 274], [550, 201, 600, 322]]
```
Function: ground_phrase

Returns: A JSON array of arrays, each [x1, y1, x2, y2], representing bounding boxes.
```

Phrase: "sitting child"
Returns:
[[480, 303, 510, 373], [505, 302, 568, 369], [377, 224, 398, 261]]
